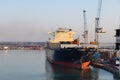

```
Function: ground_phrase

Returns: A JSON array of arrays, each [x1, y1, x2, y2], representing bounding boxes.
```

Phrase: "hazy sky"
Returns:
[[0, 0, 120, 42]]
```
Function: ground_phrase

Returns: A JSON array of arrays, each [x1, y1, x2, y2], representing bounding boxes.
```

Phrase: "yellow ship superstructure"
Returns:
[[49, 28, 76, 43]]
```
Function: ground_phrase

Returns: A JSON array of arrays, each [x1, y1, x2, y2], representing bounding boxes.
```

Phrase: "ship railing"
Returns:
[[60, 44, 81, 48]]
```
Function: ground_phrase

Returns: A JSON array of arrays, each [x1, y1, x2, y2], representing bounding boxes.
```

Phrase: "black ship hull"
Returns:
[[46, 47, 95, 69]]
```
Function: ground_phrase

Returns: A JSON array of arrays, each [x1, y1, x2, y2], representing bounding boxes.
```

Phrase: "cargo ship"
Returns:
[[46, 28, 97, 69]]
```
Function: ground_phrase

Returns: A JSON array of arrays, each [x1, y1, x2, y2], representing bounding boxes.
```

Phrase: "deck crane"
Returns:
[[83, 10, 88, 44], [94, 0, 105, 45]]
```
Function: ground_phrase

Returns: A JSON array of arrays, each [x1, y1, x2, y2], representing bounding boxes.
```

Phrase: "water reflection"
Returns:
[[0, 50, 119, 80], [45, 60, 99, 80]]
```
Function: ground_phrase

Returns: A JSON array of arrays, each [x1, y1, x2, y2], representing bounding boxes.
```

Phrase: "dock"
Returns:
[[90, 59, 120, 77]]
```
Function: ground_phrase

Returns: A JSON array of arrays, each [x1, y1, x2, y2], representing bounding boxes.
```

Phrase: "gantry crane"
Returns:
[[95, 0, 105, 45]]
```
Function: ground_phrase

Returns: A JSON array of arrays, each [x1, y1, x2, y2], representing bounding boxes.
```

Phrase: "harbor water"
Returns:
[[0, 50, 119, 80]]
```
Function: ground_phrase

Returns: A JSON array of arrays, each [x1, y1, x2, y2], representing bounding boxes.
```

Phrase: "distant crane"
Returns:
[[83, 10, 88, 44], [94, 0, 105, 45]]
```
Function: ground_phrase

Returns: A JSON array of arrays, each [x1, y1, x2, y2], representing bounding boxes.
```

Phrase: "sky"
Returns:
[[0, 0, 120, 42]]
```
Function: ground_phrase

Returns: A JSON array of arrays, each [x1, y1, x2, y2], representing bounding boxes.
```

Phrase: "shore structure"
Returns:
[[115, 27, 120, 60], [90, 26, 120, 77], [115, 27, 120, 50], [0, 42, 43, 50]]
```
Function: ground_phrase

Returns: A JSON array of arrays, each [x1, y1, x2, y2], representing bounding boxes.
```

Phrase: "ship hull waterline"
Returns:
[[46, 48, 91, 70]]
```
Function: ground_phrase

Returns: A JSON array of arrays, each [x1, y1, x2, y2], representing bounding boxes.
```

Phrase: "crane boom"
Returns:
[[97, 0, 102, 22], [83, 10, 87, 31], [95, 0, 103, 44], [83, 10, 88, 44]]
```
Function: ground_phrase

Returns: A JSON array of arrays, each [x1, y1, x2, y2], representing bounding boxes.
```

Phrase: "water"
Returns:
[[0, 50, 119, 80]]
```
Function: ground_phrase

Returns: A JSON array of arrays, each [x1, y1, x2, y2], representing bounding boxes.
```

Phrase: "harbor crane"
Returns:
[[94, 0, 105, 45], [83, 10, 88, 44]]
